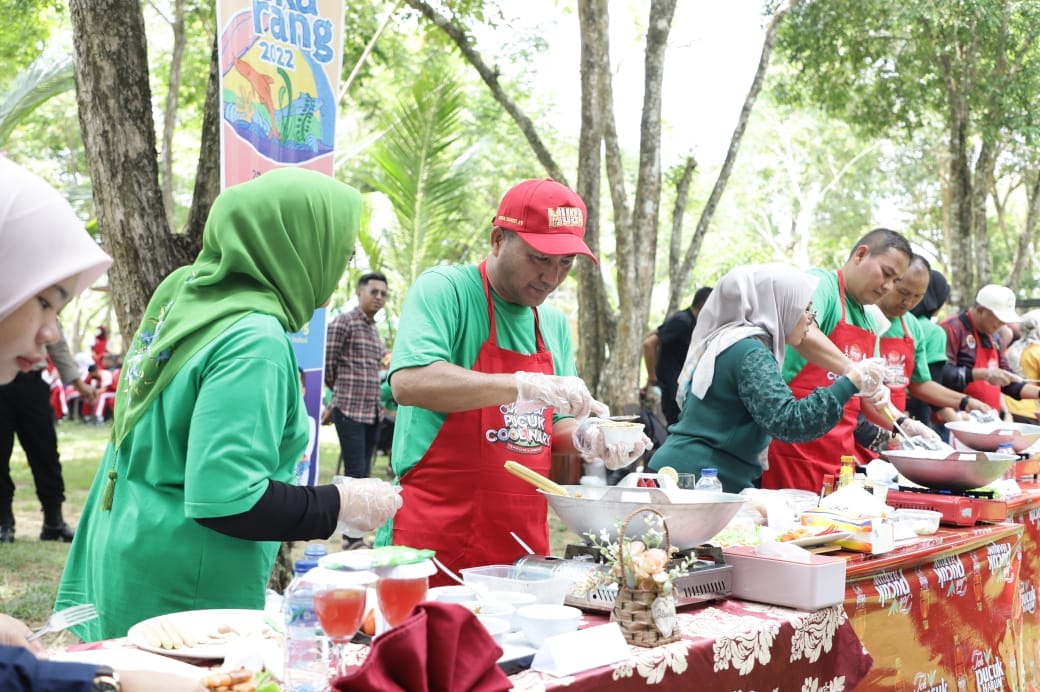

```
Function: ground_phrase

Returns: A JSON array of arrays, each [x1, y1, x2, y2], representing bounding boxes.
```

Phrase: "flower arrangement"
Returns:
[[586, 514, 695, 594], [586, 508, 693, 646]]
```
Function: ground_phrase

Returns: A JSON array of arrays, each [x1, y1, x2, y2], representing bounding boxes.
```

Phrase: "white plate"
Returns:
[[497, 631, 537, 663], [783, 531, 852, 548], [51, 648, 208, 677], [127, 609, 273, 660]]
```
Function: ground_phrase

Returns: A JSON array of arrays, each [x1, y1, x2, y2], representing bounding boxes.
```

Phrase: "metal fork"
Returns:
[[27, 603, 98, 641]]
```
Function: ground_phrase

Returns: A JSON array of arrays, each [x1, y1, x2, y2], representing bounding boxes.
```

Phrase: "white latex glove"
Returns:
[[969, 408, 1000, 423], [846, 357, 889, 390], [862, 383, 892, 410], [514, 371, 609, 419], [981, 368, 1019, 387], [900, 418, 943, 446], [572, 418, 653, 470], [335, 478, 403, 532]]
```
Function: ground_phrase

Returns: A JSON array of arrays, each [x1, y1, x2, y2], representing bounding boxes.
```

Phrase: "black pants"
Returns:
[[0, 371, 64, 525], [332, 408, 381, 479]]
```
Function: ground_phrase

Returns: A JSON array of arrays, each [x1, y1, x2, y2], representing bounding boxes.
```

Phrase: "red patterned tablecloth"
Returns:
[[843, 521, 1023, 691], [1005, 482, 1040, 691], [505, 600, 871, 691]]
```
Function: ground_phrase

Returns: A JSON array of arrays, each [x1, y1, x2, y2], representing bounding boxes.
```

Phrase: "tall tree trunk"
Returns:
[[70, 0, 194, 340], [1009, 170, 1040, 289], [574, 0, 610, 391], [970, 141, 997, 288], [664, 156, 697, 315], [946, 96, 974, 310], [159, 0, 186, 229], [596, 0, 677, 412]]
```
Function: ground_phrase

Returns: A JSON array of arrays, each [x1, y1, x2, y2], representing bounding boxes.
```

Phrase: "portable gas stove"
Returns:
[[886, 486, 1008, 526], [513, 544, 732, 613]]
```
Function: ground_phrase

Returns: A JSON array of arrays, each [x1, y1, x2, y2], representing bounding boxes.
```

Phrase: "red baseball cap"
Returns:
[[493, 178, 597, 263]]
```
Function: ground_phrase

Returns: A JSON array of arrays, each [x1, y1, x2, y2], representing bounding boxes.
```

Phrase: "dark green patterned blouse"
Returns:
[[649, 337, 857, 492]]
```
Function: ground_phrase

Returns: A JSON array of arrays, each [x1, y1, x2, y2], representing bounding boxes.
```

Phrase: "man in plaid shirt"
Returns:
[[324, 272, 389, 487]]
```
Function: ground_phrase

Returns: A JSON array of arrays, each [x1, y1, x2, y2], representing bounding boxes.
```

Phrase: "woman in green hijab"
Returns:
[[55, 168, 402, 641]]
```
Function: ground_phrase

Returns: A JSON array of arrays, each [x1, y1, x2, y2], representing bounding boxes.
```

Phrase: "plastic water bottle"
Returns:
[[282, 545, 328, 692], [694, 467, 723, 493]]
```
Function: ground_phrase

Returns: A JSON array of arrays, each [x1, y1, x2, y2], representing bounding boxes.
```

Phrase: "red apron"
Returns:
[[763, 271, 877, 491], [964, 316, 1003, 409], [854, 316, 915, 465], [391, 262, 556, 588]]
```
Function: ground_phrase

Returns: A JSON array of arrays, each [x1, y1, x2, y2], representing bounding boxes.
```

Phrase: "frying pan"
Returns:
[[945, 421, 1040, 453], [880, 449, 1017, 491]]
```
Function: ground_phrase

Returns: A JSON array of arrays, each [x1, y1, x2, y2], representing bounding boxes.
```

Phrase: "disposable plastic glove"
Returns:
[[514, 371, 609, 419], [846, 357, 889, 391], [969, 408, 1000, 424], [572, 418, 653, 470], [899, 418, 943, 447], [335, 478, 403, 532]]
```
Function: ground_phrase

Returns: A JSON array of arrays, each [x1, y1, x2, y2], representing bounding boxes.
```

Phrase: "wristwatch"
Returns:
[[92, 665, 121, 692]]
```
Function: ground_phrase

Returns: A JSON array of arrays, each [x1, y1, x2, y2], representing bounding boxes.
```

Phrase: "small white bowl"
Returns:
[[431, 585, 477, 603], [515, 604, 582, 647], [458, 600, 517, 627], [598, 421, 645, 451], [479, 616, 511, 644]]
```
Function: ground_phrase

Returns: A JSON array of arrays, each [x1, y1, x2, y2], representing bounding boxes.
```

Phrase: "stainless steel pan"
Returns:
[[945, 421, 1040, 453], [880, 449, 1017, 491], [541, 485, 746, 548]]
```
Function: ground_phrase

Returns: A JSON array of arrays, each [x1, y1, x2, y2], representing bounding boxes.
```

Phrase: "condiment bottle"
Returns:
[[837, 455, 856, 489]]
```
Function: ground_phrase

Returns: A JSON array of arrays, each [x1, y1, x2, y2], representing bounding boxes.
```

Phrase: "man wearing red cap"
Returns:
[[375, 179, 650, 584]]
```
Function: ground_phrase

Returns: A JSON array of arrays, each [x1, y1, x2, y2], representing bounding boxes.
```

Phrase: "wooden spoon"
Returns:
[[504, 460, 568, 496]]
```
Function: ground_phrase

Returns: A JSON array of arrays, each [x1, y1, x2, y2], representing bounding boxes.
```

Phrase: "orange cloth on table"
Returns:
[[332, 601, 511, 692]]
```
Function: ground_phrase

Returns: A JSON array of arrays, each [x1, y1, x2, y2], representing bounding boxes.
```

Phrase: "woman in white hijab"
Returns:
[[0, 158, 112, 385], [648, 263, 884, 492]]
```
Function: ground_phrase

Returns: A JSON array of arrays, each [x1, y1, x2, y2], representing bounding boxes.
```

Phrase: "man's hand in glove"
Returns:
[[899, 418, 943, 446], [336, 478, 403, 532], [572, 418, 653, 470], [514, 371, 609, 419]]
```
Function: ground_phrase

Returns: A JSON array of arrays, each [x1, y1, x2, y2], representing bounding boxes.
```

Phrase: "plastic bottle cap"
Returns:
[[294, 559, 319, 575], [303, 543, 328, 558]]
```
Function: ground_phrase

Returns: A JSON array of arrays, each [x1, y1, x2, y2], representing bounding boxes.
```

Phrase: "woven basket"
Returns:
[[609, 507, 681, 647]]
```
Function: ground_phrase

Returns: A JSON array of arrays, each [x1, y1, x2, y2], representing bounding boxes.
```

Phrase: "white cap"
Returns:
[[975, 284, 1020, 323]]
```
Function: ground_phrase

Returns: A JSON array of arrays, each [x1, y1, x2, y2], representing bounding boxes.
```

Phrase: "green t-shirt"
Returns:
[[915, 315, 948, 366], [386, 265, 577, 480], [881, 314, 932, 384], [56, 314, 307, 640], [781, 269, 881, 382], [649, 338, 857, 492]]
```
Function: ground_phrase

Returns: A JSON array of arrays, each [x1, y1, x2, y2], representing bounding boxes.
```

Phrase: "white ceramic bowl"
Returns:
[[458, 600, 517, 628], [431, 585, 477, 603], [479, 616, 511, 644], [515, 604, 582, 647]]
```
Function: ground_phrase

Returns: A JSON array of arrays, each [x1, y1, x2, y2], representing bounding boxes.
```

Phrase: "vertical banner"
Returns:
[[216, 0, 345, 183], [217, 0, 346, 484]]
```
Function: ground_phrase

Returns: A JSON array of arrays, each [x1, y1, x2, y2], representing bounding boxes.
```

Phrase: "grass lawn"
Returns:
[[3, 420, 580, 645]]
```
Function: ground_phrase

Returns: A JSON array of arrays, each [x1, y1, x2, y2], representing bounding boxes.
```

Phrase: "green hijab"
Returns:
[[111, 168, 361, 451]]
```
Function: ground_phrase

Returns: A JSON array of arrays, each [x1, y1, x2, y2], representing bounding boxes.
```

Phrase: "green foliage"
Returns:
[[362, 60, 477, 289], [775, 0, 1040, 142], [0, 0, 65, 92], [0, 52, 73, 146]]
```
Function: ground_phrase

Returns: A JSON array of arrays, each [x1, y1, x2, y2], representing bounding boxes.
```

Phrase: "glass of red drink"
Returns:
[[314, 583, 367, 679], [376, 576, 429, 627]]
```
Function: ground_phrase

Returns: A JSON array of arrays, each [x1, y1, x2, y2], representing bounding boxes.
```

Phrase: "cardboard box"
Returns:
[[723, 546, 847, 610], [799, 509, 895, 555]]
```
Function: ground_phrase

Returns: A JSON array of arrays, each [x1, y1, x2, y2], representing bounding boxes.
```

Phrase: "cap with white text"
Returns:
[[493, 179, 597, 263]]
